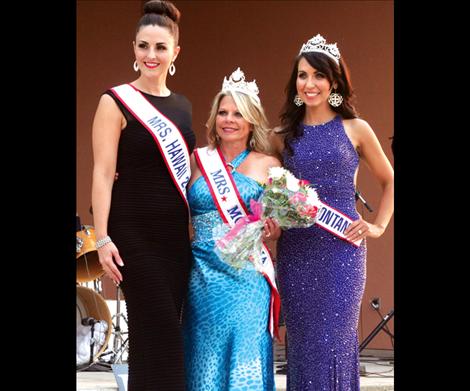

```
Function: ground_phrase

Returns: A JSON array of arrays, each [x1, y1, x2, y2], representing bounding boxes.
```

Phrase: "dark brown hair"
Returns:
[[136, 0, 181, 44], [278, 52, 358, 155]]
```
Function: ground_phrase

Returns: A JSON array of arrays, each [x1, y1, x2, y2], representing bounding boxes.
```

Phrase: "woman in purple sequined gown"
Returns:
[[272, 34, 394, 390]]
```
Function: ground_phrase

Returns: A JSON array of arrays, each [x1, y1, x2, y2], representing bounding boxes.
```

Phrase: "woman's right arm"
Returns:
[[91, 94, 125, 284]]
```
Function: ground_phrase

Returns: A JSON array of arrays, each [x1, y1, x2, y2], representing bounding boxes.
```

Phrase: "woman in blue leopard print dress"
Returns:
[[183, 68, 282, 391]]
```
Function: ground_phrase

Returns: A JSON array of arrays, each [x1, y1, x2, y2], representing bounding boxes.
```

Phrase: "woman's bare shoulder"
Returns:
[[343, 117, 373, 133], [250, 151, 282, 167]]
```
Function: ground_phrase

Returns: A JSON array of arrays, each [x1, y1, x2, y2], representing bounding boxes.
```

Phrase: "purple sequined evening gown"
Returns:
[[277, 115, 366, 391]]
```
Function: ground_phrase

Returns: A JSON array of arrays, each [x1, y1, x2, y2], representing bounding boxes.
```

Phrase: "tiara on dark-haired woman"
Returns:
[[299, 34, 341, 64]]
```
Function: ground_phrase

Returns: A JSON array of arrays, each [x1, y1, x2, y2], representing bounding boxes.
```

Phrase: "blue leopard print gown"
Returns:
[[183, 150, 275, 391]]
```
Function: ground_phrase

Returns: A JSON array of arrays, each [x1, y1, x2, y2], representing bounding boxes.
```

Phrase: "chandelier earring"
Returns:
[[169, 62, 176, 76], [133, 61, 139, 72], [328, 88, 343, 107], [294, 94, 304, 107]]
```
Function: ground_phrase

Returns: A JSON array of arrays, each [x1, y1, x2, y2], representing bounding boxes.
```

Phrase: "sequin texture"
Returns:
[[277, 116, 366, 390]]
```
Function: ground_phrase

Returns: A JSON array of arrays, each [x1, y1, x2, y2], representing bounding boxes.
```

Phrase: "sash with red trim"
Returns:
[[194, 146, 280, 339], [316, 201, 363, 247], [110, 84, 191, 208]]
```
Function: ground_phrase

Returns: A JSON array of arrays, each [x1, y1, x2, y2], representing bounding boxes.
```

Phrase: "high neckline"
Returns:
[[137, 88, 172, 98], [303, 115, 339, 128]]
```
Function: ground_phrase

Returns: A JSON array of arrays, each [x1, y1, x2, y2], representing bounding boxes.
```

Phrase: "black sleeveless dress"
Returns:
[[106, 88, 195, 390]]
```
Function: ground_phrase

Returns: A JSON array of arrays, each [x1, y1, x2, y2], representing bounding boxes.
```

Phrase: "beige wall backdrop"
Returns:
[[77, 0, 394, 350]]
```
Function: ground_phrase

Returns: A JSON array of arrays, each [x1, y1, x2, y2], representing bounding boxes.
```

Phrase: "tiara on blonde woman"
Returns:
[[222, 67, 260, 103]]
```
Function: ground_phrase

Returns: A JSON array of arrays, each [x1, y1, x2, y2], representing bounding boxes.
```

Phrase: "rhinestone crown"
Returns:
[[222, 67, 260, 103], [299, 34, 341, 64]]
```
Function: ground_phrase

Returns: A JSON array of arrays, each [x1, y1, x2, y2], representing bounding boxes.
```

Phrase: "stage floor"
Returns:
[[77, 352, 394, 391]]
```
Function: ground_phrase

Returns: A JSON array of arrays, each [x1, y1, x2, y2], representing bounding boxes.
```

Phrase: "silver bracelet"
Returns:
[[95, 235, 112, 249]]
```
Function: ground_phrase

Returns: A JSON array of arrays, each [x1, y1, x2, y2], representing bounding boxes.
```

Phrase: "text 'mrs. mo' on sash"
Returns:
[[110, 84, 191, 208], [316, 201, 363, 247], [194, 146, 280, 339]]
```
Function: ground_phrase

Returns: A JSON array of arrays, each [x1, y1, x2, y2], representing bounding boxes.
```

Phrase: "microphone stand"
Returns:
[[359, 308, 394, 352], [89, 323, 95, 364], [81, 317, 97, 365], [355, 190, 373, 212], [354, 191, 394, 352]]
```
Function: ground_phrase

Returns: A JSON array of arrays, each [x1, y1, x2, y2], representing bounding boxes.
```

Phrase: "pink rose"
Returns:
[[289, 192, 307, 204], [304, 205, 318, 218]]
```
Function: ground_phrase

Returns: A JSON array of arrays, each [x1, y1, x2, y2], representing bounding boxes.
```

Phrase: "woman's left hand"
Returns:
[[344, 217, 385, 241], [262, 218, 282, 242]]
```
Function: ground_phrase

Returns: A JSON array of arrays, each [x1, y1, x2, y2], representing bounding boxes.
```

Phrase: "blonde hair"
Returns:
[[206, 90, 273, 154]]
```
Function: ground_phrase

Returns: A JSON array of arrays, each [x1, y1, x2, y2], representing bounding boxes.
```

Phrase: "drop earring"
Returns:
[[294, 95, 304, 107], [169, 62, 176, 76], [328, 88, 343, 107], [249, 136, 256, 150], [133, 61, 139, 72]]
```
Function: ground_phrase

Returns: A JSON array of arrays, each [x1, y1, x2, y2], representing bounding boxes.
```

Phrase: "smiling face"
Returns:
[[296, 57, 334, 108], [215, 95, 252, 145], [133, 24, 180, 77]]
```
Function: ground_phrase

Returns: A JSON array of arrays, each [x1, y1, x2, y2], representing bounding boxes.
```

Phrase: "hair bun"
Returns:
[[144, 0, 181, 23]]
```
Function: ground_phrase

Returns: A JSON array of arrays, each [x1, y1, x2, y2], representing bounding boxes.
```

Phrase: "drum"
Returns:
[[76, 225, 104, 282], [76, 286, 112, 367]]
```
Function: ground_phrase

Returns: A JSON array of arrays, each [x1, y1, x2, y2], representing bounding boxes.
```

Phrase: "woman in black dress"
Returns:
[[91, 1, 195, 389]]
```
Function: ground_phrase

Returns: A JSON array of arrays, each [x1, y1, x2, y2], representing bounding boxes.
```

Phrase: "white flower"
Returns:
[[286, 173, 300, 192], [268, 166, 286, 180], [306, 187, 320, 205]]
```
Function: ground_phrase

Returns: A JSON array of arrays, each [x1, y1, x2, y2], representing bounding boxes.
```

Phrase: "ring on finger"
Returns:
[[358, 229, 362, 235]]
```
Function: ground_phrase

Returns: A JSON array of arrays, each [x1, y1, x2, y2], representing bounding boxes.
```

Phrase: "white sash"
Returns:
[[110, 84, 191, 208], [194, 146, 280, 338], [316, 201, 363, 247]]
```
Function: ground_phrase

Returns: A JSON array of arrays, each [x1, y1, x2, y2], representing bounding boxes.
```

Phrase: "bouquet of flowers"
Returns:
[[215, 167, 323, 272]]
